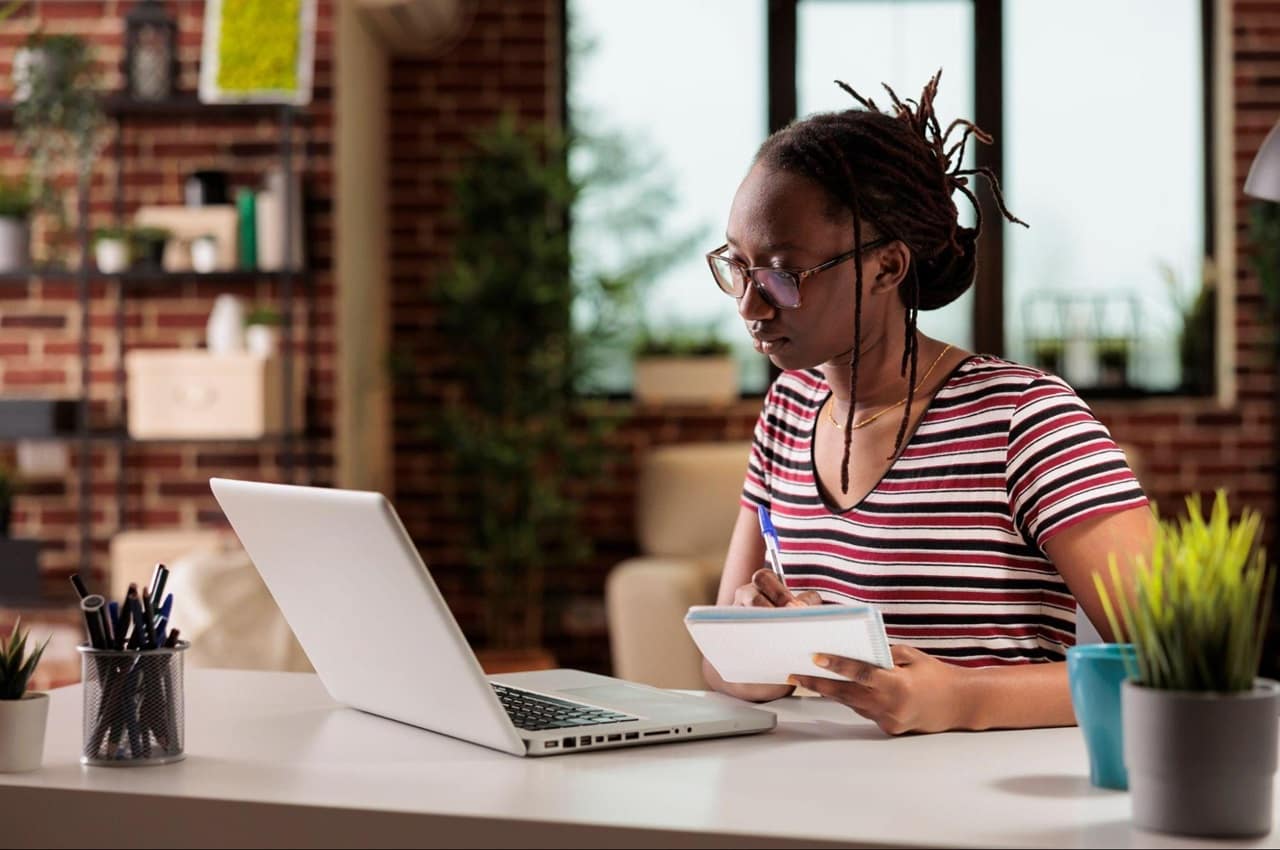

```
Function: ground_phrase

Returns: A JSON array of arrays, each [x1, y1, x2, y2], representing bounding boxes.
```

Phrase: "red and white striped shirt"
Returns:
[[740, 355, 1148, 666]]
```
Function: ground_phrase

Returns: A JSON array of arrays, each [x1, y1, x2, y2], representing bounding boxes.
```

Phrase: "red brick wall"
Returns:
[[0, 1, 337, 584], [388, 0, 1280, 674]]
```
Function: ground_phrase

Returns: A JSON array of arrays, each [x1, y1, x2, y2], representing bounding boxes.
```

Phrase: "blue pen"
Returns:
[[756, 505, 787, 581]]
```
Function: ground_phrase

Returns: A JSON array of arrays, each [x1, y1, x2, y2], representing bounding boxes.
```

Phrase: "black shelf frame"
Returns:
[[0, 96, 313, 575]]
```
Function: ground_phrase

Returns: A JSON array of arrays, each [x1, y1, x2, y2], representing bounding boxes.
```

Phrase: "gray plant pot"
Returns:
[[1123, 678, 1280, 837]]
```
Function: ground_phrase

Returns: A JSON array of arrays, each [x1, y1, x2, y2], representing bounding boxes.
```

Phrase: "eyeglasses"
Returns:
[[705, 237, 892, 310]]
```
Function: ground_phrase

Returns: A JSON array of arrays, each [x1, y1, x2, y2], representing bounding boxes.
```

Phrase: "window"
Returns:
[[1004, 0, 1207, 394], [797, 0, 975, 352], [568, 0, 770, 395], [567, 0, 1213, 398]]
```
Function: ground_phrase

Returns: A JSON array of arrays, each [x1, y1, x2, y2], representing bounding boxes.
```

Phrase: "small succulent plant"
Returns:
[[0, 619, 48, 700]]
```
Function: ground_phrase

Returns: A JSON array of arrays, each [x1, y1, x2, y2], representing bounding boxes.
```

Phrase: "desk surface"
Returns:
[[2, 669, 1277, 849]]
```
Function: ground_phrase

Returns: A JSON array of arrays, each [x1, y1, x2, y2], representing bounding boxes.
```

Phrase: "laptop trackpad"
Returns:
[[561, 684, 710, 714]]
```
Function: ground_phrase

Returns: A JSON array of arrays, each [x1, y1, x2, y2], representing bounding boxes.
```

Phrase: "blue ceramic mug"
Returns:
[[1066, 642, 1135, 790]]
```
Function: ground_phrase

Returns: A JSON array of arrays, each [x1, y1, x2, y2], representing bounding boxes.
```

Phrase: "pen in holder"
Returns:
[[78, 641, 188, 766]]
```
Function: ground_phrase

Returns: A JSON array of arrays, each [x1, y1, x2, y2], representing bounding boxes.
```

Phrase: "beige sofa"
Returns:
[[605, 442, 751, 690], [603, 439, 1135, 689]]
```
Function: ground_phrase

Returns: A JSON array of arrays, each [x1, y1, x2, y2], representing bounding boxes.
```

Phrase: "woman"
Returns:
[[703, 72, 1153, 734]]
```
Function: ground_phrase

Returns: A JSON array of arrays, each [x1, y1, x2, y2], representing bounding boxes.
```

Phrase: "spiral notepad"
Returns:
[[685, 605, 893, 685]]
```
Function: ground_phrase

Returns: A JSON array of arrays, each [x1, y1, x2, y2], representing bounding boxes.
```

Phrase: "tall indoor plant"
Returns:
[[1095, 491, 1278, 837], [12, 29, 104, 267], [433, 114, 621, 659], [0, 619, 49, 772]]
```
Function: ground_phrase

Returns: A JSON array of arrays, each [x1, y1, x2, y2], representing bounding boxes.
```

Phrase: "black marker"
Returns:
[[80, 594, 106, 649], [70, 573, 89, 601]]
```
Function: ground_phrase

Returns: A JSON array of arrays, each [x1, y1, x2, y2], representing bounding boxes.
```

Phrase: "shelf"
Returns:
[[94, 430, 307, 445], [0, 95, 296, 125], [0, 268, 309, 288]]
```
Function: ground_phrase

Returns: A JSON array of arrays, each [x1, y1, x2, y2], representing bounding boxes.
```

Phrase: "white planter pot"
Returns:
[[1123, 679, 1280, 837], [0, 692, 48, 772], [0, 217, 30, 273], [633, 356, 739, 405], [94, 238, 129, 274], [245, 324, 279, 356]]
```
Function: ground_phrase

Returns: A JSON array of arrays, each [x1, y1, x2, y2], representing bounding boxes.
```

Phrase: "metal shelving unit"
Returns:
[[2, 96, 312, 575]]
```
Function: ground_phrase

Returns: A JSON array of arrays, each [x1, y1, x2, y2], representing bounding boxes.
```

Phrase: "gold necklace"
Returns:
[[825, 344, 954, 431]]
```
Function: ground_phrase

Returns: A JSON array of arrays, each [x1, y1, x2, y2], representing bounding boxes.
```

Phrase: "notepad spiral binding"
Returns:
[[78, 642, 188, 766]]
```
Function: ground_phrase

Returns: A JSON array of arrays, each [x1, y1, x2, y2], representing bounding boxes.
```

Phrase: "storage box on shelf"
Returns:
[[124, 351, 305, 440]]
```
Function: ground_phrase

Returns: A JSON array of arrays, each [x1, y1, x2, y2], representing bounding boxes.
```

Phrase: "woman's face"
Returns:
[[722, 162, 903, 372]]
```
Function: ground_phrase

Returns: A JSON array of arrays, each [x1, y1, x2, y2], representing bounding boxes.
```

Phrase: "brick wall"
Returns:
[[4, 2, 1278, 680], [388, 0, 1280, 675], [0, 1, 337, 588]]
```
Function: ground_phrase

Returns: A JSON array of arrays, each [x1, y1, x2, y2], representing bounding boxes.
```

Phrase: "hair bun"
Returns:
[[913, 225, 977, 310]]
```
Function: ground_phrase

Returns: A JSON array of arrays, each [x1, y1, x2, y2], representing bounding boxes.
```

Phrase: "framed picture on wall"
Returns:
[[198, 0, 317, 105]]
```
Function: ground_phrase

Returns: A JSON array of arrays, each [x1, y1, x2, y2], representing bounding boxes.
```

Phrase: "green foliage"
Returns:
[[0, 175, 33, 219], [1094, 491, 1274, 692], [635, 325, 732, 358], [92, 227, 128, 242], [1158, 259, 1216, 395], [216, 0, 301, 94], [432, 114, 626, 650], [1249, 201, 1280, 323], [0, 619, 48, 700], [244, 305, 281, 327], [13, 31, 104, 261]]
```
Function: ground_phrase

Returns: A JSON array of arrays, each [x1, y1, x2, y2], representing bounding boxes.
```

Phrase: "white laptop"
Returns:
[[209, 478, 775, 757]]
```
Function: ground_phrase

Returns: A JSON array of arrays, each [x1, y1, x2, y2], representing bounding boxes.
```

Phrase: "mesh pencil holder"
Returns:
[[78, 641, 188, 766]]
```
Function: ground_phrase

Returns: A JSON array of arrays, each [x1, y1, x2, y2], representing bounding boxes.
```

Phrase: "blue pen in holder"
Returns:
[[78, 641, 188, 766]]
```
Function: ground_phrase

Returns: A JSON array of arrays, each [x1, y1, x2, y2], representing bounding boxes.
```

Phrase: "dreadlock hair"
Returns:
[[754, 69, 1027, 494]]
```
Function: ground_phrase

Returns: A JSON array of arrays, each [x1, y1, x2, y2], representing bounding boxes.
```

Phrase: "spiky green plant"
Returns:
[[1094, 490, 1274, 692], [0, 619, 49, 700]]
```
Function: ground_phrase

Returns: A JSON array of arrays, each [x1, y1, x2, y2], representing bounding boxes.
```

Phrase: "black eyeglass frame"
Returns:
[[705, 237, 894, 309]]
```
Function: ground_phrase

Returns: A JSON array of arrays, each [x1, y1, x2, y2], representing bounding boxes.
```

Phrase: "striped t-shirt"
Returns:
[[740, 355, 1148, 666]]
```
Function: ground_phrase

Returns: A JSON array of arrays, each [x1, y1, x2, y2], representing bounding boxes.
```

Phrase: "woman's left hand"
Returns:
[[789, 645, 969, 736]]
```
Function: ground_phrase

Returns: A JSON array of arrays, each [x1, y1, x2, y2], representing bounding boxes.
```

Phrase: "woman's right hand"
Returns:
[[732, 568, 824, 609], [705, 568, 822, 703]]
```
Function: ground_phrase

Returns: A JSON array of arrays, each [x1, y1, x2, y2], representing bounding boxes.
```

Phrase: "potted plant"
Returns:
[[244, 305, 282, 356], [128, 226, 171, 271], [93, 226, 130, 274], [1030, 336, 1064, 375], [0, 619, 50, 772], [1159, 259, 1216, 395], [1095, 490, 1278, 837], [431, 114, 626, 667], [633, 326, 738, 405], [1095, 337, 1130, 389], [0, 175, 33, 273], [13, 31, 104, 268]]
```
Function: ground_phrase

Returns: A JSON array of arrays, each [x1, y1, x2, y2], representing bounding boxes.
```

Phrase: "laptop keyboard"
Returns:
[[491, 683, 639, 731]]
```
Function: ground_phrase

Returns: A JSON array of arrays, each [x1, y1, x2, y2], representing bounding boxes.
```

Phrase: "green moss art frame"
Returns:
[[199, 0, 316, 105]]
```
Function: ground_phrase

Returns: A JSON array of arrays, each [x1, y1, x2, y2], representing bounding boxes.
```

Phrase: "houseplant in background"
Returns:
[[128, 226, 171, 272], [632, 325, 739, 405], [1159, 259, 1216, 396], [431, 114, 627, 668], [244, 305, 281, 356], [92, 226, 130, 274], [0, 619, 50, 772], [1095, 490, 1278, 837], [13, 29, 104, 268], [0, 175, 33, 273]]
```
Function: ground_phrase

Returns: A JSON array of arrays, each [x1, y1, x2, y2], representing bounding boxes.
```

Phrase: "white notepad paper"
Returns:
[[685, 605, 894, 685]]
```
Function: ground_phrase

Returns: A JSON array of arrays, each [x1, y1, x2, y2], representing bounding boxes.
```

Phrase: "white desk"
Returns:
[[2, 669, 1277, 849]]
